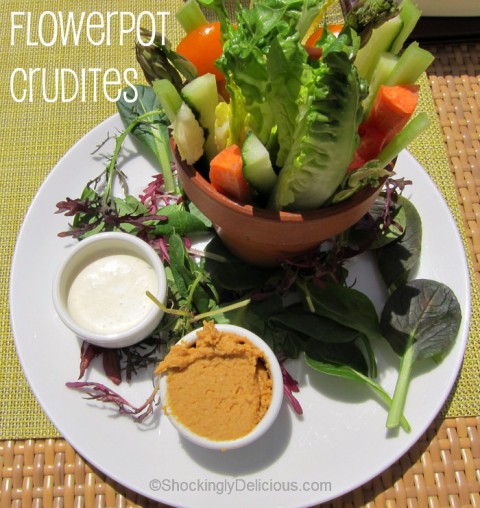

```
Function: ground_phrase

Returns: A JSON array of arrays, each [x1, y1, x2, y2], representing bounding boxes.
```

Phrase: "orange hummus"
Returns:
[[155, 321, 273, 441]]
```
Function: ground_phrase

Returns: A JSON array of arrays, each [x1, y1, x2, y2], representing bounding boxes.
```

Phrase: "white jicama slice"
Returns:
[[172, 102, 205, 165]]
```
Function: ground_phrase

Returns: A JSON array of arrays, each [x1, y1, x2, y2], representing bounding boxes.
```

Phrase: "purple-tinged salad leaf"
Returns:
[[280, 360, 303, 415], [66, 382, 159, 423]]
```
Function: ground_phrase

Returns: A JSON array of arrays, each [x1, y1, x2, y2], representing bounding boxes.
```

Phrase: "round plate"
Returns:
[[10, 114, 470, 507]]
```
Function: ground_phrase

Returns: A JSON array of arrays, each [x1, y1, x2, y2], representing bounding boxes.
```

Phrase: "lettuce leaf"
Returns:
[[202, 0, 329, 146], [269, 28, 367, 211], [199, 0, 399, 211]]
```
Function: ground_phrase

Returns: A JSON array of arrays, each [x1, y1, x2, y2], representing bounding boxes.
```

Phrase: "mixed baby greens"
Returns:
[[58, 0, 463, 431]]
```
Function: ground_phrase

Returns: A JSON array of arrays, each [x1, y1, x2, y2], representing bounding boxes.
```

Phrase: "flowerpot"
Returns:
[[176, 155, 391, 267]]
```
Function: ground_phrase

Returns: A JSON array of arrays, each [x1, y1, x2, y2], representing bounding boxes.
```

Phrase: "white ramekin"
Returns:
[[159, 323, 284, 450], [52, 232, 167, 348]]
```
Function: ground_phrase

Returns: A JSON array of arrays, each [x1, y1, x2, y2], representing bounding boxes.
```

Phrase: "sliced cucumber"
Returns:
[[172, 102, 205, 165], [181, 73, 219, 160], [241, 132, 277, 194]]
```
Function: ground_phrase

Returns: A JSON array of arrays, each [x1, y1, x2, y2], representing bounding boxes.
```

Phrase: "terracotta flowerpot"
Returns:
[[176, 155, 392, 267]]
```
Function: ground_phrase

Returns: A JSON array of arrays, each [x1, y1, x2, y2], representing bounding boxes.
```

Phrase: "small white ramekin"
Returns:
[[159, 323, 284, 450], [52, 232, 167, 348]]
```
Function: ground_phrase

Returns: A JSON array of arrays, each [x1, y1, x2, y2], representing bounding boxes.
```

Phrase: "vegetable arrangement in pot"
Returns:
[[143, 0, 433, 210], [57, 0, 463, 434]]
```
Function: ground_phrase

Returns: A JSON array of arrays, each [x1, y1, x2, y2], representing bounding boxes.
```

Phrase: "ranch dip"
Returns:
[[67, 252, 157, 335]]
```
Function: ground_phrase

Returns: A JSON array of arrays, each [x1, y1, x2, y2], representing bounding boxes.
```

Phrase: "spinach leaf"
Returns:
[[375, 196, 422, 292], [305, 340, 411, 432], [270, 309, 363, 344], [222, 295, 306, 358], [150, 204, 209, 236], [380, 278, 462, 429], [117, 85, 175, 193], [303, 281, 382, 376], [204, 236, 277, 291]]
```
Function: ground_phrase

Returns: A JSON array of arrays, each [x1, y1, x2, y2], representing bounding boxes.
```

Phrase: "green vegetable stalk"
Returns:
[[380, 279, 462, 429]]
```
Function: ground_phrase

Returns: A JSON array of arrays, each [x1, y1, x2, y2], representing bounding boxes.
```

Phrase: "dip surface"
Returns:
[[67, 252, 157, 334], [155, 321, 273, 442]]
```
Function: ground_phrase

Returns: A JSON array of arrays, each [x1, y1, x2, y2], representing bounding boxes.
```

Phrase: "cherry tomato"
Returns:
[[176, 21, 224, 81], [304, 23, 344, 60]]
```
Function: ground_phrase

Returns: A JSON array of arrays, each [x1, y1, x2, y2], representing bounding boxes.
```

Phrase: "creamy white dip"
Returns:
[[67, 253, 158, 335]]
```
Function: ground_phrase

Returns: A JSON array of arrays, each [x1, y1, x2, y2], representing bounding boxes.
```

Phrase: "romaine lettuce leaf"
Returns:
[[269, 28, 367, 211]]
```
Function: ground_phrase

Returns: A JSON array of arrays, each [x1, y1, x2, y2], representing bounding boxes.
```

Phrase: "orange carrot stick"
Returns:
[[209, 144, 252, 204], [348, 84, 420, 172], [368, 84, 419, 143]]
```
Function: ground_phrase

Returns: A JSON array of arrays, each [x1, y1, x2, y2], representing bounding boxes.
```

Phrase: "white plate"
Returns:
[[10, 114, 470, 508]]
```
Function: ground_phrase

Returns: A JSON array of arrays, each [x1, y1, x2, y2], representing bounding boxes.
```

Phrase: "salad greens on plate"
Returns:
[[57, 0, 462, 432]]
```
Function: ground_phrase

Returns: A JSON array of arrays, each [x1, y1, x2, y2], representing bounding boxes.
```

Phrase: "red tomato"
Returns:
[[304, 23, 344, 60], [176, 22, 224, 81]]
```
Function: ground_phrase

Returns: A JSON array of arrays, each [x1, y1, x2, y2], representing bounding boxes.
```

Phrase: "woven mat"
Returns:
[[1, 417, 478, 507], [0, 0, 479, 439]]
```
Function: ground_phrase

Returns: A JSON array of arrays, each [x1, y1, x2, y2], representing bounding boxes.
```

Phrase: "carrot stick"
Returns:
[[368, 84, 419, 143], [209, 144, 252, 204], [348, 84, 419, 172]]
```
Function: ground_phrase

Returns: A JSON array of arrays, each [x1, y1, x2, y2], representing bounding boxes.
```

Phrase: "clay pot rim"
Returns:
[[177, 156, 391, 222]]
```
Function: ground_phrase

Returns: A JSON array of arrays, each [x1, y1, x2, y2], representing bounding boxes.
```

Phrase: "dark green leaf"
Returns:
[[270, 309, 363, 344], [380, 278, 462, 362], [306, 340, 369, 378], [381, 278, 461, 429], [151, 204, 209, 236], [204, 236, 277, 290], [306, 281, 382, 342], [376, 196, 422, 291]]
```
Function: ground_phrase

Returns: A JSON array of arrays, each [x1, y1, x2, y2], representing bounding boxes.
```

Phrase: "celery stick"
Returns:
[[362, 52, 398, 118], [377, 112, 430, 167], [176, 0, 208, 33], [385, 42, 435, 86], [390, 0, 422, 55], [354, 15, 403, 82], [153, 80, 183, 123]]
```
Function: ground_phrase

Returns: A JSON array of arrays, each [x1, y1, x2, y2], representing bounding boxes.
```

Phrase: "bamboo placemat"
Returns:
[[1, 2, 479, 506], [1, 417, 478, 507]]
